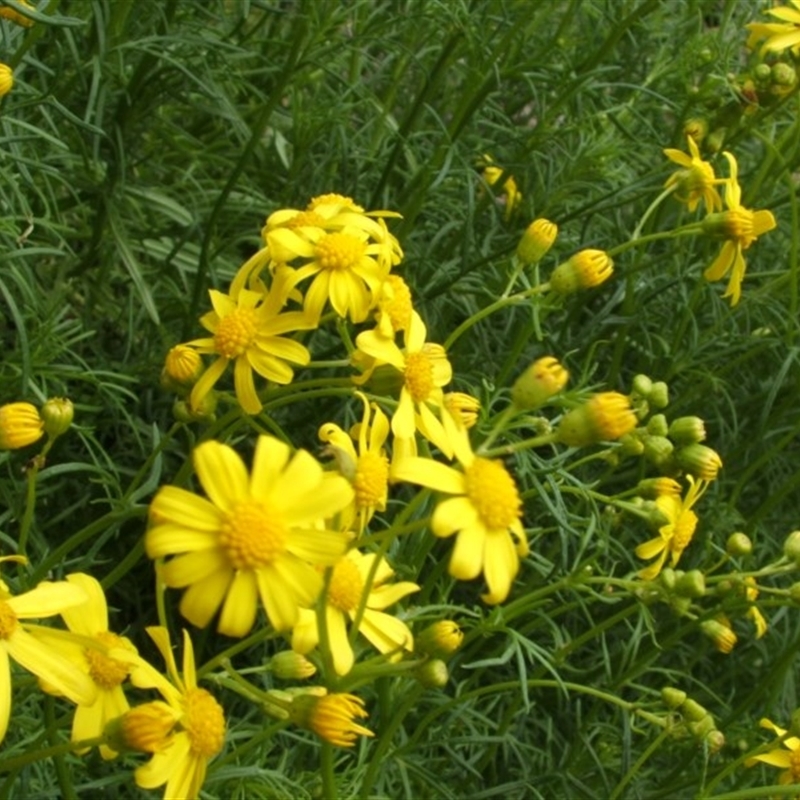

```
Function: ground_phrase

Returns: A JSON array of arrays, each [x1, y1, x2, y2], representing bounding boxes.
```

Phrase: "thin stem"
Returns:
[[631, 185, 675, 240], [320, 742, 338, 800]]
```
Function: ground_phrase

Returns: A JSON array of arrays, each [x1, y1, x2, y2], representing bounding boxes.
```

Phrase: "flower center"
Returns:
[[308, 193, 363, 212], [403, 351, 435, 402], [353, 451, 389, 509], [327, 558, 364, 613], [214, 307, 257, 359], [85, 631, 130, 690], [315, 233, 366, 272], [722, 208, 756, 247], [286, 210, 326, 229], [671, 509, 698, 552], [219, 500, 287, 570], [379, 275, 412, 332], [0, 601, 17, 639], [183, 688, 225, 758], [464, 457, 522, 531]]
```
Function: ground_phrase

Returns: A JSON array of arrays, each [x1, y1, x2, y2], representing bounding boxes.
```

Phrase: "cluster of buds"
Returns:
[[556, 392, 637, 447], [161, 345, 215, 422], [0, 398, 74, 452], [413, 620, 464, 689], [638, 566, 706, 616], [662, 687, 725, 753]]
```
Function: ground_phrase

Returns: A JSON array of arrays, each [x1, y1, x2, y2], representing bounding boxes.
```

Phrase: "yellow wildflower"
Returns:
[[747, 718, 800, 782], [392, 422, 527, 604], [746, 2, 800, 54], [702, 152, 776, 306], [635, 476, 709, 580], [663, 136, 722, 213], [146, 435, 354, 634], [550, 249, 614, 294], [292, 550, 418, 675], [289, 691, 374, 748], [557, 392, 637, 447], [745, 577, 768, 639], [481, 156, 522, 219]]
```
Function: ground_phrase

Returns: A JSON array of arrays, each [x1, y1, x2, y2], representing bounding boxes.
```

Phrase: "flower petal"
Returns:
[[326, 606, 354, 675], [178, 569, 234, 629], [359, 608, 414, 655], [149, 486, 224, 532], [161, 549, 229, 588], [193, 440, 250, 513], [432, 496, 478, 538], [233, 356, 261, 414], [0, 648, 10, 744], [449, 525, 485, 580], [146, 524, 220, 560], [392, 457, 465, 494], [9, 582, 88, 619], [481, 531, 519, 604], [62, 573, 107, 636], [217, 570, 259, 637], [250, 436, 290, 491]]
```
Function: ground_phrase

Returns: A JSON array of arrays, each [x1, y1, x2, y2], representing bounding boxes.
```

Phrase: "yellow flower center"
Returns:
[[671, 510, 698, 552], [315, 233, 366, 272], [286, 210, 326, 229], [721, 208, 757, 247], [403, 351, 435, 402], [463, 457, 522, 531], [327, 558, 364, 613], [219, 500, 287, 569], [214, 307, 257, 359], [85, 631, 130, 690], [183, 688, 225, 758], [308, 193, 362, 212], [353, 451, 389, 509], [790, 746, 800, 782], [380, 275, 412, 332], [0, 601, 17, 639]]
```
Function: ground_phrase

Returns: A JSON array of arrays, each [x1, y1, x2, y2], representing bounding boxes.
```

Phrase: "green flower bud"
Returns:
[[631, 374, 653, 397], [675, 569, 706, 599], [270, 651, 317, 680], [683, 118, 708, 143], [790, 583, 800, 603], [648, 382, 669, 409], [772, 62, 797, 88], [642, 435, 674, 468], [688, 715, 716, 739], [511, 356, 569, 410], [41, 397, 74, 438], [416, 621, 464, 658], [753, 63, 772, 83], [647, 414, 669, 437], [668, 416, 707, 445], [618, 432, 645, 457], [784, 531, 800, 565], [660, 568, 677, 591], [681, 698, 708, 723], [726, 532, 752, 557], [705, 729, 725, 754], [550, 249, 613, 294], [662, 687, 687, 709], [676, 443, 722, 481], [415, 659, 450, 689], [516, 218, 557, 265]]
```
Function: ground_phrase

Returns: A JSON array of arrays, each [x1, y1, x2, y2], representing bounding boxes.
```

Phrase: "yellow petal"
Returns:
[[233, 356, 261, 414], [217, 570, 259, 637], [355, 329, 405, 371], [9, 581, 87, 619], [449, 525, 485, 580], [189, 355, 228, 411], [161, 550, 228, 587], [326, 606, 354, 675], [178, 569, 233, 629], [752, 209, 777, 236], [663, 149, 692, 167], [480, 530, 518, 604], [246, 349, 295, 384], [432, 496, 478, 538], [703, 242, 734, 282], [150, 485, 224, 531], [256, 565, 301, 631], [62, 573, 107, 635], [0, 648, 10, 744], [359, 608, 414, 655], [291, 608, 319, 655], [182, 629, 197, 691], [250, 435, 290, 491], [635, 537, 666, 560], [286, 528, 350, 565], [193, 440, 249, 513], [391, 457, 465, 494], [366, 581, 419, 611]]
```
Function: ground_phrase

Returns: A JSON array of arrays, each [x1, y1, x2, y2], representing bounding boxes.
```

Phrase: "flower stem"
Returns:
[[320, 742, 338, 800]]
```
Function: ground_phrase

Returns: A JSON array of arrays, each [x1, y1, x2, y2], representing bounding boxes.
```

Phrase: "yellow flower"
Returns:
[[187, 282, 312, 415], [701, 616, 737, 654], [511, 356, 569, 410], [635, 476, 709, 580], [146, 435, 354, 634], [746, 2, 800, 54], [292, 550, 418, 675], [374, 274, 414, 339], [34, 573, 138, 759], [702, 152, 777, 306], [550, 249, 614, 294], [557, 392, 637, 447], [289, 691, 374, 748], [745, 577, 768, 639], [443, 392, 481, 430], [319, 392, 391, 532], [0, 402, 44, 449], [0, 569, 97, 744], [0, 64, 12, 97], [517, 218, 557, 265], [0, 0, 35, 27], [127, 627, 225, 800], [392, 423, 527, 604], [663, 136, 722, 213], [264, 198, 403, 324], [747, 718, 800, 782], [481, 157, 522, 219], [355, 312, 454, 457], [162, 345, 203, 388]]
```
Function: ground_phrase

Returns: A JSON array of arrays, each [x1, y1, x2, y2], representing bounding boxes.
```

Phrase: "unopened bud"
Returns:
[[701, 618, 737, 654], [675, 569, 706, 599], [676, 443, 722, 481], [557, 392, 637, 447], [642, 435, 674, 468], [681, 698, 708, 723], [416, 621, 464, 658], [648, 382, 669, 409], [41, 398, 74, 438], [646, 414, 669, 437], [550, 249, 613, 294], [415, 659, 450, 689], [669, 416, 707, 445], [270, 651, 317, 680], [726, 532, 752, 557], [705, 729, 725, 754], [516, 218, 557, 265], [511, 356, 569, 410], [784, 531, 800, 565], [631, 374, 653, 397], [662, 687, 687, 709], [162, 345, 203, 390], [772, 62, 797, 88]]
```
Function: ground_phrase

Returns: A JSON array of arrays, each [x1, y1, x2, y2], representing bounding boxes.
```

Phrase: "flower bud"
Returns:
[[683, 118, 708, 143], [631, 374, 653, 397], [415, 659, 450, 689], [668, 416, 706, 445], [726, 532, 752, 557], [173, 393, 217, 423], [41, 398, 74, 438], [119, 702, 177, 753], [648, 381, 669, 409], [772, 62, 797, 88], [660, 568, 677, 591], [790, 583, 800, 604], [550, 249, 613, 294], [700, 618, 737, 654], [289, 692, 374, 748], [637, 477, 681, 498], [511, 356, 569, 410], [618, 432, 645, 456], [661, 687, 687, 709], [681, 698, 708, 723], [646, 414, 669, 437], [705, 128, 726, 154], [642, 435, 674, 468], [784, 531, 800, 565], [688, 715, 716, 739], [557, 392, 637, 447], [0, 64, 13, 98], [705, 729, 725, 754], [161, 345, 204, 391], [676, 443, 722, 481], [0, 1, 35, 27], [674, 569, 706, 599], [416, 621, 464, 658], [443, 393, 480, 429], [0, 402, 45, 450], [516, 218, 557, 265], [270, 651, 317, 680], [753, 63, 772, 84]]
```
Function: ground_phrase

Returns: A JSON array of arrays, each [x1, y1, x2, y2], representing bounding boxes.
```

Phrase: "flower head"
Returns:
[[481, 156, 522, 219], [392, 423, 527, 604], [416, 620, 464, 658], [443, 392, 481, 430], [550, 249, 613, 294], [663, 136, 722, 213], [162, 345, 204, 389], [146, 435, 354, 635], [319, 392, 390, 532], [701, 152, 777, 306], [0, 64, 12, 97], [0, 567, 97, 744], [557, 392, 637, 447], [292, 550, 418, 675], [516, 218, 557, 264], [700, 616, 737, 654], [747, 718, 800, 783], [289, 692, 374, 748], [511, 356, 569, 410], [187, 281, 312, 415], [126, 627, 225, 800], [635, 476, 709, 580], [745, 577, 768, 639], [0, 402, 44, 449], [746, 2, 800, 54]]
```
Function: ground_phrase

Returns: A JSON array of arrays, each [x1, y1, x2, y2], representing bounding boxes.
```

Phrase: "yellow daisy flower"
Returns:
[[392, 423, 527, 604], [0, 568, 97, 744], [186, 279, 312, 415], [746, 2, 800, 54], [126, 627, 225, 800], [34, 573, 139, 759], [747, 718, 800, 783], [292, 550, 418, 675], [702, 151, 777, 306], [635, 477, 709, 580], [355, 311, 454, 457], [374, 274, 414, 339], [319, 392, 391, 533], [289, 691, 374, 748], [663, 136, 722, 213], [146, 435, 354, 635]]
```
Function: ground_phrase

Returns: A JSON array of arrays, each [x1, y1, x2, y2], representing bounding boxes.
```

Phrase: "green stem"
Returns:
[[482, 431, 558, 457], [606, 223, 702, 258], [0, 736, 105, 773], [631, 185, 676, 240], [320, 742, 338, 800], [18, 438, 54, 558], [477, 405, 518, 454]]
